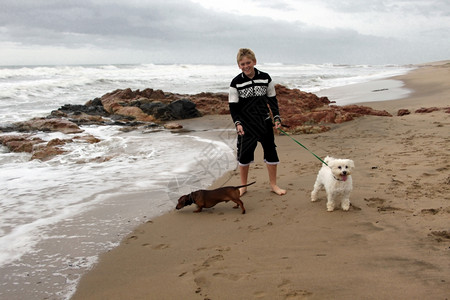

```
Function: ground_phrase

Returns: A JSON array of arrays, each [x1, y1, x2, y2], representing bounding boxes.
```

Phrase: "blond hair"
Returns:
[[236, 48, 256, 64]]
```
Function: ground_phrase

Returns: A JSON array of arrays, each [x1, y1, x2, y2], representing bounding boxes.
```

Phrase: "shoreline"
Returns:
[[72, 61, 449, 299]]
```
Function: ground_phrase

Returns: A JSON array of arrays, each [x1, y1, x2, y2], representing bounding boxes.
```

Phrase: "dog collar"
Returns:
[[186, 192, 195, 205]]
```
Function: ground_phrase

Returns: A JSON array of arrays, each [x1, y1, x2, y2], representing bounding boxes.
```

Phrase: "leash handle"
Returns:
[[278, 128, 328, 166]]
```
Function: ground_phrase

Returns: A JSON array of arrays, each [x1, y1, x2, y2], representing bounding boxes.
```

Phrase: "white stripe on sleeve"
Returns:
[[267, 81, 276, 97], [229, 87, 239, 103]]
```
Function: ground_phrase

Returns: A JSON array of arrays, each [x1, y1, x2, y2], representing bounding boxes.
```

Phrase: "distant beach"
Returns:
[[71, 61, 449, 300]]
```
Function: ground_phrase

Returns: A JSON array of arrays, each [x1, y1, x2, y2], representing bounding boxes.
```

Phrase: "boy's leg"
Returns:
[[237, 135, 257, 196], [266, 163, 286, 195], [260, 121, 286, 195], [239, 164, 250, 196]]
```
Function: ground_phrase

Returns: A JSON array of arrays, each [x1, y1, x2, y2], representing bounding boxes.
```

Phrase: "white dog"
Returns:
[[311, 156, 355, 212]]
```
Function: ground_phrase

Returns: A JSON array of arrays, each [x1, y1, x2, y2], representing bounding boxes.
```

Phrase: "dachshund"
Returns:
[[175, 182, 255, 214]]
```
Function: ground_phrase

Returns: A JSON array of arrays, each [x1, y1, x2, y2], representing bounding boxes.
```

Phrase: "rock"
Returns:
[[289, 125, 331, 134], [0, 133, 101, 161], [56, 103, 108, 116], [2, 84, 405, 161], [139, 102, 167, 117], [415, 107, 440, 113], [341, 105, 392, 117], [139, 99, 201, 120], [189, 93, 229, 115], [14, 118, 83, 134], [67, 113, 107, 125], [164, 122, 183, 129], [47, 138, 71, 147], [73, 134, 101, 144], [31, 146, 66, 161], [98, 88, 200, 122], [0, 135, 44, 153], [113, 106, 156, 122], [168, 99, 201, 119], [397, 109, 411, 116]]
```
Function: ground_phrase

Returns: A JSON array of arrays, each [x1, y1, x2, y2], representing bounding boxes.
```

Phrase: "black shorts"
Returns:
[[237, 119, 279, 165]]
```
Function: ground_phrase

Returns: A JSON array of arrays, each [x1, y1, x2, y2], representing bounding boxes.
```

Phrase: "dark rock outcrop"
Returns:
[[139, 99, 201, 120]]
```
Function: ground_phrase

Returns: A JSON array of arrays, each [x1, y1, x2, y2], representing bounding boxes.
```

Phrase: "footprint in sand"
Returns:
[[420, 208, 441, 215], [193, 254, 225, 274], [285, 290, 313, 299], [428, 230, 450, 242], [378, 206, 408, 213], [194, 276, 209, 290], [202, 254, 224, 267], [248, 225, 260, 232], [364, 198, 409, 213], [254, 291, 266, 298], [364, 197, 386, 208], [125, 235, 138, 244], [212, 272, 242, 281], [152, 244, 169, 250], [278, 279, 313, 299], [358, 221, 384, 232]]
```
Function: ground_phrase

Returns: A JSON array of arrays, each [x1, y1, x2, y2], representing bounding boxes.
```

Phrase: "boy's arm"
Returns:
[[267, 81, 281, 123], [228, 86, 241, 126]]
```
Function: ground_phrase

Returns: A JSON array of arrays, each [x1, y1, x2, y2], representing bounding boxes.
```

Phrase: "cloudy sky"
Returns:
[[1, 0, 449, 66]]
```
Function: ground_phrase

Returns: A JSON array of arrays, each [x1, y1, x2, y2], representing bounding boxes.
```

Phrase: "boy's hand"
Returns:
[[236, 124, 244, 136], [274, 120, 281, 129]]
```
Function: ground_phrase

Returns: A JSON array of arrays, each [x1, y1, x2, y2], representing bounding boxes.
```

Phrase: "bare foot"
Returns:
[[239, 187, 247, 196], [271, 185, 286, 195]]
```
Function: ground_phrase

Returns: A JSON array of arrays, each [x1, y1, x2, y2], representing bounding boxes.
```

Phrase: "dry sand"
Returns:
[[72, 61, 449, 300]]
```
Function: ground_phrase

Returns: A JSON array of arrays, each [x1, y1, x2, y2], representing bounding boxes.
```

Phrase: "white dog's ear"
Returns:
[[349, 160, 355, 169], [324, 156, 332, 164]]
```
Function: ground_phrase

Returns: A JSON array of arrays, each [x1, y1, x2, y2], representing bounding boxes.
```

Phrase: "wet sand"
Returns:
[[72, 61, 449, 300]]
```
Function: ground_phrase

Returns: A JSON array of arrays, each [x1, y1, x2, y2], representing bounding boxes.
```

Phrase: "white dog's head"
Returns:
[[324, 156, 355, 182]]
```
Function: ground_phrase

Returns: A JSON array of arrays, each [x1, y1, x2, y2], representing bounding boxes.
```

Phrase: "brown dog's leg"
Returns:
[[193, 206, 203, 213], [232, 199, 246, 214]]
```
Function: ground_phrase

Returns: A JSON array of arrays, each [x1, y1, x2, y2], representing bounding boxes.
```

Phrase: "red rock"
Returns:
[[68, 112, 106, 124], [415, 107, 440, 113], [16, 118, 83, 134], [341, 105, 392, 117], [0, 135, 44, 153], [397, 109, 411, 116], [113, 106, 156, 122], [100, 88, 169, 114], [164, 122, 183, 129], [47, 138, 71, 147], [31, 146, 66, 161], [289, 125, 331, 134], [73, 134, 101, 144]]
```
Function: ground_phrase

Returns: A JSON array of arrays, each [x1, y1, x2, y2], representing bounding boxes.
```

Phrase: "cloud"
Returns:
[[0, 0, 448, 65]]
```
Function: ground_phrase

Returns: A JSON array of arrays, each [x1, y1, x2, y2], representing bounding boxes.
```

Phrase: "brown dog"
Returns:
[[175, 182, 255, 214]]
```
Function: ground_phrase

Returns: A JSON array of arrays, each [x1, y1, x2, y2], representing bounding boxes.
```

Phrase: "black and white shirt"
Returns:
[[229, 68, 281, 128]]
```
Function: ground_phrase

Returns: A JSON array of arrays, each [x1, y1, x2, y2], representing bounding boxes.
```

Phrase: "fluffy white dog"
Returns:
[[311, 156, 355, 212]]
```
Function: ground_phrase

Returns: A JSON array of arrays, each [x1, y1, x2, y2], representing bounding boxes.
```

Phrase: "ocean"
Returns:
[[0, 63, 414, 299]]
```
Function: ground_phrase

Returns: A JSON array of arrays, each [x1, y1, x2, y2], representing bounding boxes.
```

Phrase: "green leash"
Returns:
[[278, 128, 328, 166]]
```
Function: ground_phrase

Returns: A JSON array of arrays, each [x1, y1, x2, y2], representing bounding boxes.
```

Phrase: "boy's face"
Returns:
[[238, 56, 256, 78]]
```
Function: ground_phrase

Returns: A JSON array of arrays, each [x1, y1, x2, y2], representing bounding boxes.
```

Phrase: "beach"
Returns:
[[71, 61, 449, 300]]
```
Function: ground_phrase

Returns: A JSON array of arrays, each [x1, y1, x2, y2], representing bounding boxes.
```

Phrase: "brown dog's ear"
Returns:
[[175, 195, 187, 210]]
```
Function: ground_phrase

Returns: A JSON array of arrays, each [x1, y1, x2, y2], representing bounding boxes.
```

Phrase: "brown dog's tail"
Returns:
[[235, 181, 256, 189]]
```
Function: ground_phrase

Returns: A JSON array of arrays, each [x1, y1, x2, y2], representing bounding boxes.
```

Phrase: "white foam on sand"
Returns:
[[316, 79, 412, 106]]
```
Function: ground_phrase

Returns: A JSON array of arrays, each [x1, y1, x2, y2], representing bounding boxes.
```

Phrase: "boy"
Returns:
[[229, 48, 286, 196]]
